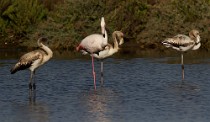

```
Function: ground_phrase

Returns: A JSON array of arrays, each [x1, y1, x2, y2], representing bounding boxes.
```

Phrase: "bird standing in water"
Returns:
[[92, 31, 124, 86], [10, 37, 53, 94], [76, 17, 108, 90], [162, 29, 201, 82]]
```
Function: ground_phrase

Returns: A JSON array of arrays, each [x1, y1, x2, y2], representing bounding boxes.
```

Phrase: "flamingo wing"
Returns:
[[10, 50, 43, 74], [80, 34, 105, 53]]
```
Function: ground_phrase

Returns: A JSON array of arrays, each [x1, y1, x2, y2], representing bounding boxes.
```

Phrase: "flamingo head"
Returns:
[[189, 29, 200, 43], [76, 45, 83, 51], [37, 37, 48, 47]]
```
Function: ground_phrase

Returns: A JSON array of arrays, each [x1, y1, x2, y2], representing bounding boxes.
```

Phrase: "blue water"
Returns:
[[1, 52, 210, 122]]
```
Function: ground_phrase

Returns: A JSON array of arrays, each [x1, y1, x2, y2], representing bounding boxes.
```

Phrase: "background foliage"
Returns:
[[0, 0, 210, 50]]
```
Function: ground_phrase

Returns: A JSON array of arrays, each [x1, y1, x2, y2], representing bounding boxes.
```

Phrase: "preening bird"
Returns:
[[91, 31, 124, 85], [76, 17, 108, 90], [10, 37, 53, 91], [162, 29, 201, 81]]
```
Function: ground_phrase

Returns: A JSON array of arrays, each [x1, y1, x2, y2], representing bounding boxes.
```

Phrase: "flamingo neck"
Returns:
[[103, 30, 108, 46], [112, 32, 119, 51], [195, 35, 200, 44], [189, 32, 200, 44], [39, 42, 53, 60], [191, 35, 201, 50]]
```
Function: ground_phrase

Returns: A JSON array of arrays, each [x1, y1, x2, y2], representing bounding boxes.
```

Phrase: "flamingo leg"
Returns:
[[29, 71, 37, 101], [32, 71, 36, 90], [181, 53, 184, 82], [91, 55, 96, 90], [29, 71, 33, 90], [100, 60, 104, 86], [29, 71, 34, 99]]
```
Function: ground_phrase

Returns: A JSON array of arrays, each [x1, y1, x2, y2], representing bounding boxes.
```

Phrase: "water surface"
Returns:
[[0, 50, 210, 122]]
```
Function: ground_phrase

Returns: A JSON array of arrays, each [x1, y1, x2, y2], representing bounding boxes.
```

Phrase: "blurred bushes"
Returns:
[[138, 0, 210, 50], [28, 0, 150, 50], [0, 0, 48, 41], [1, 0, 210, 50]]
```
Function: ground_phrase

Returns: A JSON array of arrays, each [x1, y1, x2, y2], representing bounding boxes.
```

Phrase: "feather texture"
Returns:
[[162, 30, 200, 51], [10, 38, 53, 74]]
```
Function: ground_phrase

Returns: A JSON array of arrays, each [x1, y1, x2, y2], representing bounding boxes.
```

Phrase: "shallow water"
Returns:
[[1, 50, 210, 122]]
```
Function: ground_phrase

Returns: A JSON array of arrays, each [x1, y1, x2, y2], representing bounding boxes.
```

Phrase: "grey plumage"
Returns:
[[162, 29, 201, 82], [162, 29, 200, 51], [10, 49, 48, 74], [10, 37, 53, 92]]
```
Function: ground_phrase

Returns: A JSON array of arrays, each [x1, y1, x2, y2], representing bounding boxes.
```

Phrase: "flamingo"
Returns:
[[10, 37, 53, 91], [76, 17, 108, 90], [91, 31, 124, 86], [162, 29, 201, 82]]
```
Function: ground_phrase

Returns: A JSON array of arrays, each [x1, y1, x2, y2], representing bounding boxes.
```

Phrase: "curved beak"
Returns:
[[123, 35, 133, 43]]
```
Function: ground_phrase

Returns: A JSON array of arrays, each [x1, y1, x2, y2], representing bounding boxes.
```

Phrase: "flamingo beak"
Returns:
[[101, 26, 105, 37], [123, 35, 132, 43]]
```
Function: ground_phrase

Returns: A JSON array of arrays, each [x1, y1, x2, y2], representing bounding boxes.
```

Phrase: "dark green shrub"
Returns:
[[0, 0, 47, 40]]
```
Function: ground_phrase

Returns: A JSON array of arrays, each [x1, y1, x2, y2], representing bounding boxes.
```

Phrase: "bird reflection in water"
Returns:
[[82, 88, 118, 122], [10, 37, 53, 100], [10, 98, 49, 122]]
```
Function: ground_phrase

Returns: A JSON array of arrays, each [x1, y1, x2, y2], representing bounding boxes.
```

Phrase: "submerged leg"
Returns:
[[29, 71, 33, 90], [32, 71, 36, 90], [29, 71, 36, 102], [100, 60, 104, 86], [91, 56, 96, 90], [29, 71, 34, 99], [181, 53, 184, 82], [32, 90, 36, 102]]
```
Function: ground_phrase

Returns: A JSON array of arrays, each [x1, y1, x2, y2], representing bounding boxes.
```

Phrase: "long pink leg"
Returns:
[[91, 55, 96, 90]]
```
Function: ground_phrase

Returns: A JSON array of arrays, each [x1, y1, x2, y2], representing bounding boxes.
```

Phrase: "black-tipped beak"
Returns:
[[123, 35, 133, 43]]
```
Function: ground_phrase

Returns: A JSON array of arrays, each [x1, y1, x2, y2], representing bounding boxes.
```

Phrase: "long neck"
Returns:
[[38, 42, 53, 59], [189, 33, 201, 50], [103, 30, 108, 45], [112, 32, 119, 51], [195, 35, 200, 44], [189, 33, 200, 44]]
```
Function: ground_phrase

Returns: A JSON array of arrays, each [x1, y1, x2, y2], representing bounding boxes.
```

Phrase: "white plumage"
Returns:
[[162, 29, 201, 81], [91, 31, 124, 85], [162, 29, 201, 52], [11, 37, 53, 90], [76, 17, 108, 90], [76, 17, 108, 54], [92, 31, 124, 59]]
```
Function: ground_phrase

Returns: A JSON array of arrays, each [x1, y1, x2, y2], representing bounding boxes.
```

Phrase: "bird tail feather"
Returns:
[[10, 62, 30, 74]]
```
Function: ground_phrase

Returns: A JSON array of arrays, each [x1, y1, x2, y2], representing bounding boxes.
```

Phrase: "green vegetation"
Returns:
[[0, 0, 210, 51], [0, 0, 47, 40]]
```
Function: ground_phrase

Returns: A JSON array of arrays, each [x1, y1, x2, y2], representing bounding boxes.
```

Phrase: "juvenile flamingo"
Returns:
[[162, 29, 201, 82], [10, 37, 53, 91], [92, 31, 124, 86], [76, 17, 108, 90]]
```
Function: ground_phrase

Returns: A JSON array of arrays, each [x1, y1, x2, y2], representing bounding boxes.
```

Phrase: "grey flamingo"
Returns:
[[10, 37, 53, 91], [92, 31, 124, 86], [162, 29, 201, 82], [76, 17, 108, 90]]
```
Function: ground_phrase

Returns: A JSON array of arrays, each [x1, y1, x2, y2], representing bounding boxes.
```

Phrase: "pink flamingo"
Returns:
[[76, 17, 108, 90]]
